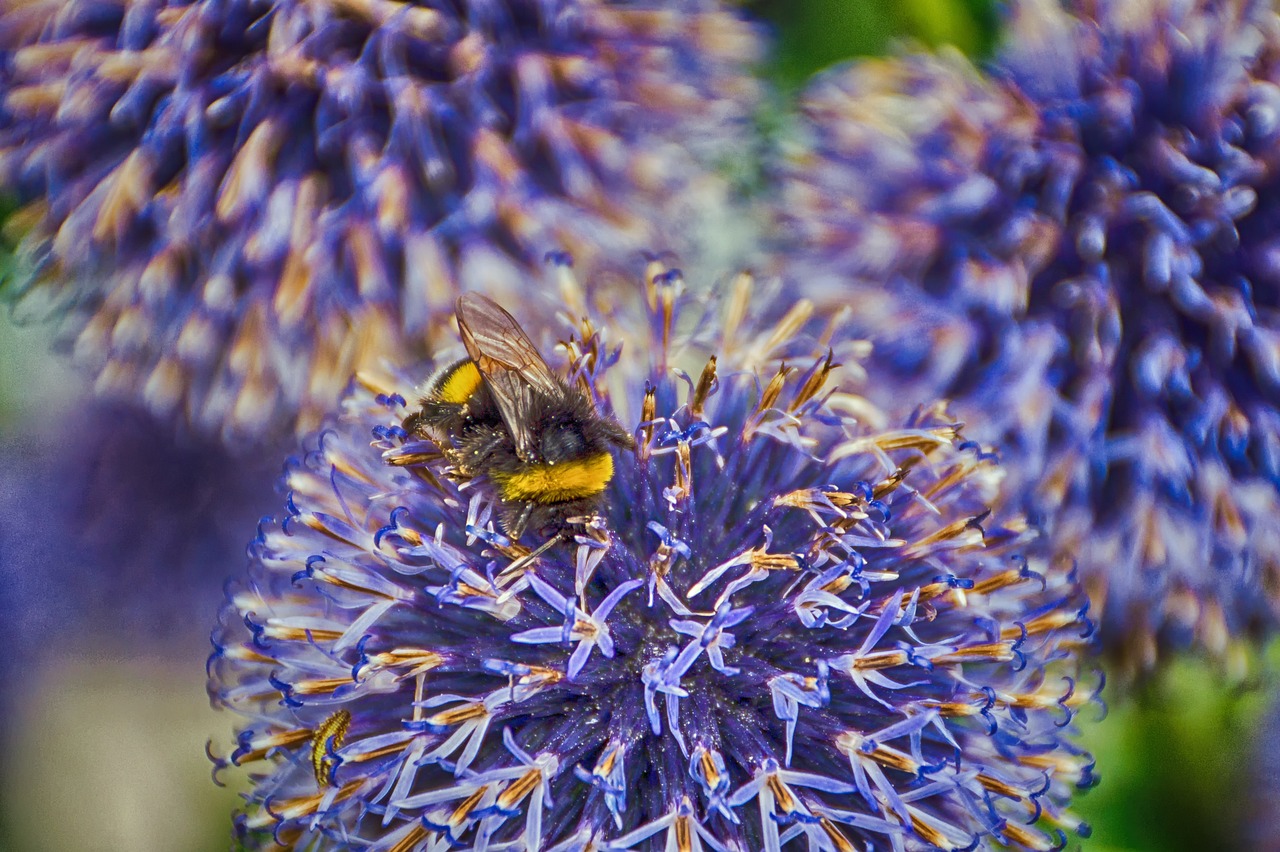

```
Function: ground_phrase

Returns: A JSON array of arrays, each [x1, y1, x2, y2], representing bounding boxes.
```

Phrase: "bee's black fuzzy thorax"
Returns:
[[401, 295, 634, 539]]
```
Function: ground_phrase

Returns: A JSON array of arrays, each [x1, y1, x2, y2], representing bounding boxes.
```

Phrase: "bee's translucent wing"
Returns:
[[455, 292, 562, 458]]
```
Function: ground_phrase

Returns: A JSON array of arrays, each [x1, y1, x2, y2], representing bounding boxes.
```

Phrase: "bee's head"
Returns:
[[539, 411, 635, 464], [599, 418, 637, 452]]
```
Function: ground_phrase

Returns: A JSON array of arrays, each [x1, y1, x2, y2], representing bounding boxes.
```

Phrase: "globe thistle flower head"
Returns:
[[0, 0, 762, 441], [0, 399, 279, 712], [209, 264, 1098, 850], [776, 51, 1071, 474], [780, 50, 1061, 321], [779, 0, 1280, 676]]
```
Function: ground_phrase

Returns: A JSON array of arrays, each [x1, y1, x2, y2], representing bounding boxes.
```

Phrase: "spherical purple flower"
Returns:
[[208, 265, 1097, 850], [0, 397, 279, 711], [0, 0, 761, 441], [778, 0, 1280, 676]]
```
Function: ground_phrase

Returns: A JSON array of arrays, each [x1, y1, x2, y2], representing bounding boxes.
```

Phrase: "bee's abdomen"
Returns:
[[404, 360, 486, 438], [432, 359, 483, 405], [492, 452, 615, 504]]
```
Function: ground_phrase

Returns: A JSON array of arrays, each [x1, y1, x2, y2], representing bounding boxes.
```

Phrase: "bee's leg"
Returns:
[[456, 427, 508, 475], [401, 410, 425, 436], [509, 502, 535, 541], [500, 533, 563, 579]]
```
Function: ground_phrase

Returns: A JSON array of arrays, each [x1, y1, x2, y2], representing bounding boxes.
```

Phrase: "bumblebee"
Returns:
[[404, 293, 634, 538]]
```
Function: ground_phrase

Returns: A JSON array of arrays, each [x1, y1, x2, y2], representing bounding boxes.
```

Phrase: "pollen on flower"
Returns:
[[209, 265, 1098, 849]]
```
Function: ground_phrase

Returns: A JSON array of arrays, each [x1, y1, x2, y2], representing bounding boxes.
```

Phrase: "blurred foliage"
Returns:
[[748, 0, 999, 88], [0, 311, 79, 432], [1074, 646, 1279, 851], [2, 656, 249, 852]]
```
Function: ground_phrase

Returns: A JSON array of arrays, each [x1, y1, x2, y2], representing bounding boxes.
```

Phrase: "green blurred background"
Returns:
[[753, 0, 999, 87], [1, 1, 1277, 849]]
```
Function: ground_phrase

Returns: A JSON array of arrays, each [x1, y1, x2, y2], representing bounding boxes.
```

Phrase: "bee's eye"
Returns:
[[542, 420, 587, 461]]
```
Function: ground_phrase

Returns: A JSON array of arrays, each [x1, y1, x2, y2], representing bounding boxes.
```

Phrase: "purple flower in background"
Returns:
[[779, 0, 1280, 677], [0, 399, 279, 708], [1249, 693, 1280, 848], [0, 0, 761, 441], [208, 264, 1097, 850]]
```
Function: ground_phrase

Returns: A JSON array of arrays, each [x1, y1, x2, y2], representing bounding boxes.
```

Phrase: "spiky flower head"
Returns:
[[0, 0, 761, 441], [778, 0, 1280, 676], [208, 262, 1097, 851]]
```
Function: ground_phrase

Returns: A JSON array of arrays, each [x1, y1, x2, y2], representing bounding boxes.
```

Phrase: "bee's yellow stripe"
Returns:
[[435, 360, 482, 404], [495, 452, 614, 503]]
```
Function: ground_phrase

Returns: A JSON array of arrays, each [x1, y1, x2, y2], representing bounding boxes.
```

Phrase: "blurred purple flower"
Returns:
[[0, 0, 761, 441], [208, 264, 1097, 850], [1248, 691, 1280, 848], [0, 399, 278, 708], [778, 0, 1280, 677]]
